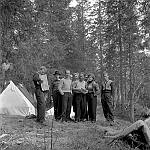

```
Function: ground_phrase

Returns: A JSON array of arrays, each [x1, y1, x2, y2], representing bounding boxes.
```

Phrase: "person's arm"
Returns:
[[70, 81, 73, 94], [93, 82, 100, 96], [50, 80, 54, 96], [81, 81, 88, 94], [58, 79, 64, 95], [72, 81, 77, 90], [33, 73, 42, 85], [110, 82, 115, 98], [101, 82, 103, 95], [47, 73, 50, 88], [72, 81, 81, 93], [110, 81, 115, 108]]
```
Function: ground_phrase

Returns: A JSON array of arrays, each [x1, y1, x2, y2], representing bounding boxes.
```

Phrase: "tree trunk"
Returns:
[[129, 34, 134, 122], [118, 0, 124, 110], [0, 21, 4, 90], [98, 0, 103, 82], [81, 0, 85, 70], [124, 67, 127, 102]]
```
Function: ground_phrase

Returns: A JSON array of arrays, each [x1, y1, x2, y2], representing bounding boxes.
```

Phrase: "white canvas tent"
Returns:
[[0, 81, 35, 116]]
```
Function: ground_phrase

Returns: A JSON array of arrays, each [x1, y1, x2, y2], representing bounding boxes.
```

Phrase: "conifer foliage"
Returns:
[[0, 0, 150, 119]]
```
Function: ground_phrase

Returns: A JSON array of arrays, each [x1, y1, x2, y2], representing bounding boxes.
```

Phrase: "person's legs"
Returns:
[[35, 89, 45, 122], [43, 90, 49, 102], [105, 93, 114, 122], [91, 94, 97, 122], [81, 94, 87, 121], [61, 93, 68, 121], [101, 93, 109, 121], [72, 93, 77, 113], [87, 93, 92, 121], [52, 92, 58, 119], [66, 93, 73, 120], [57, 92, 62, 120], [85, 94, 88, 120], [75, 94, 82, 121]]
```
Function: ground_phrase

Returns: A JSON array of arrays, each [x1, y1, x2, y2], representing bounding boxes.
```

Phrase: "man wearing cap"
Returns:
[[58, 70, 73, 122], [101, 72, 115, 126], [51, 70, 62, 121], [33, 67, 46, 124]]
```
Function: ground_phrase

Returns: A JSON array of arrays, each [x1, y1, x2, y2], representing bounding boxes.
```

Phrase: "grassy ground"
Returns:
[[0, 100, 137, 150]]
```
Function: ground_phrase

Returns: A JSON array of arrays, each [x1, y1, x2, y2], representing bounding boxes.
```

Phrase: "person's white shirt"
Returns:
[[39, 74, 49, 91], [76, 80, 86, 90]]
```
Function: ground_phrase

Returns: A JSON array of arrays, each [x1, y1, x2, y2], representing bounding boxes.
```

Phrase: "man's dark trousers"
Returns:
[[72, 93, 77, 113], [61, 92, 72, 121], [101, 92, 114, 121], [53, 91, 62, 120], [87, 93, 97, 121], [35, 88, 46, 122], [75, 93, 87, 121], [81, 94, 87, 120]]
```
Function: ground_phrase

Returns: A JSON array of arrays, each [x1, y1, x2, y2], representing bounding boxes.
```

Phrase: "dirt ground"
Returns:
[[0, 101, 134, 150]]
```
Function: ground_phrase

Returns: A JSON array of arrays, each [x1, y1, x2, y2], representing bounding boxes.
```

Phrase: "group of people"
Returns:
[[33, 66, 115, 126]]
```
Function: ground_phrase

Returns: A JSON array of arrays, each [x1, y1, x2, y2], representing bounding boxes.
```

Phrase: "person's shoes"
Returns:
[[57, 117, 61, 120], [55, 118, 61, 122], [26, 114, 36, 119], [61, 119, 64, 123], [91, 120, 96, 123], [109, 120, 115, 126], [60, 118, 66, 123], [104, 120, 111, 126], [66, 118, 74, 122], [36, 119, 45, 123], [88, 118, 92, 122], [74, 119, 80, 123], [37, 120, 48, 126], [40, 121, 48, 126], [82, 119, 87, 122]]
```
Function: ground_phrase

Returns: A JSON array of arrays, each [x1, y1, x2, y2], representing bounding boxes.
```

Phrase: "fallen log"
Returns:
[[105, 119, 150, 148]]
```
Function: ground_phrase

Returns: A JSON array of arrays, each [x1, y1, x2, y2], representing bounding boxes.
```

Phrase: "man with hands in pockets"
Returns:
[[58, 70, 73, 122]]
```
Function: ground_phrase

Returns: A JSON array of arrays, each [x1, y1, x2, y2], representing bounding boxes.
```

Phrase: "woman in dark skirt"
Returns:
[[86, 73, 100, 123]]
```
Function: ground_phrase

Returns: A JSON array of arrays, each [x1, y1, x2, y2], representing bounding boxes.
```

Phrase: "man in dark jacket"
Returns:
[[51, 70, 62, 121], [101, 72, 115, 126], [33, 67, 46, 124]]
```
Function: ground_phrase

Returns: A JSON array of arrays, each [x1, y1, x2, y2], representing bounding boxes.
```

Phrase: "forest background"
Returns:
[[0, 0, 150, 122]]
